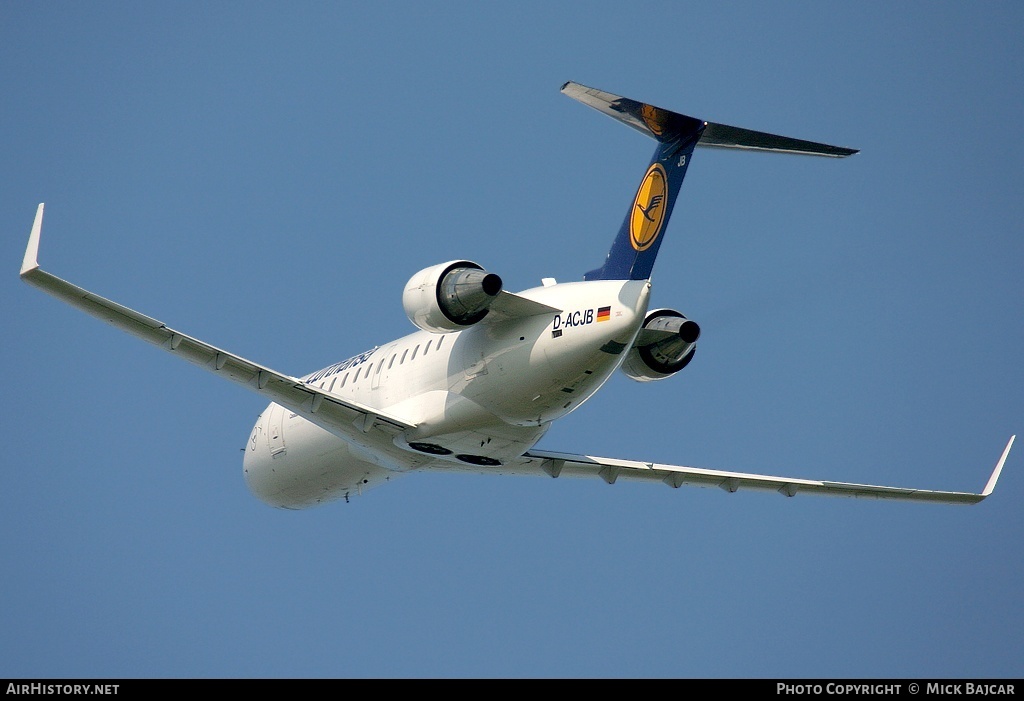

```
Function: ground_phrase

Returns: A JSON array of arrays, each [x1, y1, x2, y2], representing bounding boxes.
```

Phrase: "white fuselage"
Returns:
[[243, 279, 652, 508]]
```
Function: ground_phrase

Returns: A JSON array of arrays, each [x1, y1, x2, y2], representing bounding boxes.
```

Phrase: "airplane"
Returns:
[[20, 81, 1015, 509]]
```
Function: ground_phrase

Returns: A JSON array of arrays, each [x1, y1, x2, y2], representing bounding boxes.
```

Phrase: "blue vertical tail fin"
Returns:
[[561, 82, 858, 282]]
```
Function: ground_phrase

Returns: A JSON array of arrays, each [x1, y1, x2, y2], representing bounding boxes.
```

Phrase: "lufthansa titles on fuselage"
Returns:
[[302, 347, 376, 385]]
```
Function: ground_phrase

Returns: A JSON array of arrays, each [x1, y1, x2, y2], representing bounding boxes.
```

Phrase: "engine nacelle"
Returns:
[[402, 260, 503, 333], [620, 308, 700, 382]]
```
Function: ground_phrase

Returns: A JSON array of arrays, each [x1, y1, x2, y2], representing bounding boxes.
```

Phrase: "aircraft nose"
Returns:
[[242, 411, 283, 507]]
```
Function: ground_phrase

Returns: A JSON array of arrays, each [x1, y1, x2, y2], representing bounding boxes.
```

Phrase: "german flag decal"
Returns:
[[596, 306, 611, 322]]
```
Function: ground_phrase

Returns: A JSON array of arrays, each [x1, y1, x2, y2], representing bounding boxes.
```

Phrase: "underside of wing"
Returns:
[[20, 204, 416, 444], [439, 439, 1014, 505]]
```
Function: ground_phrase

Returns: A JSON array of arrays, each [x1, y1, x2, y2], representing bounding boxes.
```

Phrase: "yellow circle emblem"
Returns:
[[630, 163, 668, 251], [640, 104, 665, 136]]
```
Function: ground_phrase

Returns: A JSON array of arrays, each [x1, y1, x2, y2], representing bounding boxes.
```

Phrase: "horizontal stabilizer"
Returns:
[[560, 81, 702, 143], [563, 81, 857, 283], [561, 81, 857, 157], [699, 121, 858, 157]]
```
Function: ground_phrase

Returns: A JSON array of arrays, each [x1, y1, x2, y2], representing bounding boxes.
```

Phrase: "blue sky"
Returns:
[[3, 2, 1022, 678]]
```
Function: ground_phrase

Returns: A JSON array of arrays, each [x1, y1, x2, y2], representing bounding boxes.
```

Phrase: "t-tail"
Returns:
[[561, 82, 858, 282]]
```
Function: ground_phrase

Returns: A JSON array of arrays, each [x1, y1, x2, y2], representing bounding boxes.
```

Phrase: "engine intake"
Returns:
[[403, 260, 503, 333], [621, 309, 699, 382]]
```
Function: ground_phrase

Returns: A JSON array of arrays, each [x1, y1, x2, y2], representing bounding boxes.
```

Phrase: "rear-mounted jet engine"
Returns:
[[621, 308, 700, 382], [402, 260, 503, 332]]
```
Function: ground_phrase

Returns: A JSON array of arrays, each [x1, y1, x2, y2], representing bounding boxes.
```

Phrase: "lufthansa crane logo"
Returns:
[[630, 163, 668, 251], [640, 104, 665, 136]]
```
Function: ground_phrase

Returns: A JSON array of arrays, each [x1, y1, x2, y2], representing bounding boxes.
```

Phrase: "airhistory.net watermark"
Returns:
[[6, 685, 118, 695]]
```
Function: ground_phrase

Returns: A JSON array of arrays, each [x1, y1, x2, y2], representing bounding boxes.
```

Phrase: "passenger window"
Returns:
[[425, 340, 432, 354], [437, 335, 445, 350], [389, 354, 396, 369], [341, 373, 349, 388], [401, 349, 408, 364], [412, 345, 420, 360]]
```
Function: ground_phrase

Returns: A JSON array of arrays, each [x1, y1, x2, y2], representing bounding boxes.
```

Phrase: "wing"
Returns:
[[446, 439, 1014, 505], [19, 204, 416, 444]]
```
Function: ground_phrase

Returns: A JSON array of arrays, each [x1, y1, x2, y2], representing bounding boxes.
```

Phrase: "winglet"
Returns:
[[981, 435, 1015, 497], [21, 203, 44, 277]]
